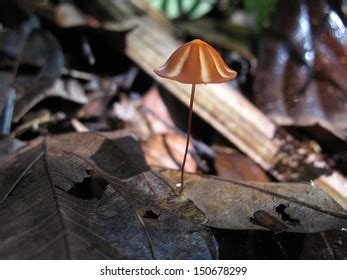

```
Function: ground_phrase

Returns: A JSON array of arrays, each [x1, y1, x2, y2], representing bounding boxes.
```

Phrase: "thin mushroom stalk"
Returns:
[[180, 83, 195, 195], [154, 39, 237, 195]]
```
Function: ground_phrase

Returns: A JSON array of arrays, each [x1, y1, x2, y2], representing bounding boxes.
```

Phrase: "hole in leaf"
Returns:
[[275, 204, 300, 226], [249, 217, 257, 225], [68, 174, 107, 200], [143, 209, 160, 220]]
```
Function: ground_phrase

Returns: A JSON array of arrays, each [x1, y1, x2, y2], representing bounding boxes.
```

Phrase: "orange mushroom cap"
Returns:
[[154, 39, 237, 84]]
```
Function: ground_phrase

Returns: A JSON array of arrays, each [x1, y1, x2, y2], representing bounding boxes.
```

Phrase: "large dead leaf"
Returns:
[[254, 0, 347, 139], [159, 169, 347, 233], [0, 132, 217, 259]]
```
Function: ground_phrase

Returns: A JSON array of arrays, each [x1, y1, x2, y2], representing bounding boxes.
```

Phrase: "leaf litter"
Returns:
[[0, 0, 346, 260], [0, 132, 217, 259]]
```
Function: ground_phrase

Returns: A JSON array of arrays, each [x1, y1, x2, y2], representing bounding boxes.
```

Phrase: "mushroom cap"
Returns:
[[154, 39, 237, 84]]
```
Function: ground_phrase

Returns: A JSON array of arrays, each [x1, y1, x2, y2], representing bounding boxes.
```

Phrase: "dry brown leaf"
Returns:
[[112, 95, 152, 141], [254, 0, 347, 139], [142, 86, 175, 135], [158, 169, 347, 233], [141, 133, 197, 172], [13, 78, 88, 122], [0, 132, 217, 259], [213, 145, 270, 182]]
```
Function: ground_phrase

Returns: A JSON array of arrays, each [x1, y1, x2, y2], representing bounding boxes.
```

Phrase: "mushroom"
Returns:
[[154, 39, 237, 195]]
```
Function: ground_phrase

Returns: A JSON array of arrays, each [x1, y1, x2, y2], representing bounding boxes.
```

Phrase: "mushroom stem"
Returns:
[[179, 83, 196, 196]]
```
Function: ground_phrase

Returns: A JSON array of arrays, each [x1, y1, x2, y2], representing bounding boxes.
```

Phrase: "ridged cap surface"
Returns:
[[154, 39, 237, 84]]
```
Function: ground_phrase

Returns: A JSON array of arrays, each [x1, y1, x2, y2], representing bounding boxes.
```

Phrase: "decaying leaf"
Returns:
[[12, 29, 65, 122], [0, 1, 68, 123], [11, 110, 66, 137], [13, 78, 87, 123], [0, 1, 39, 115], [113, 95, 152, 141], [0, 132, 217, 259], [255, 0, 347, 139], [142, 86, 175, 135], [141, 133, 198, 172], [158, 169, 347, 233], [213, 145, 270, 182]]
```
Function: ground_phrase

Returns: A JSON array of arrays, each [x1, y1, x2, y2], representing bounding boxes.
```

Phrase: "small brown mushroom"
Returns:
[[154, 39, 237, 195]]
